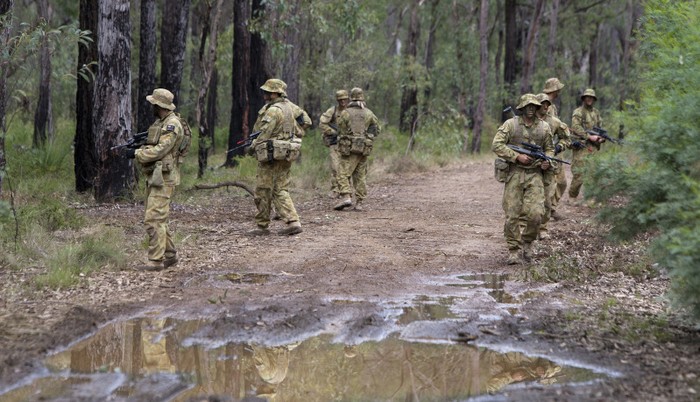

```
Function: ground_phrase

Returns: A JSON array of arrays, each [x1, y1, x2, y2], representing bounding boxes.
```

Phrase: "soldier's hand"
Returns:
[[588, 134, 603, 143], [516, 154, 533, 165], [122, 148, 136, 159], [541, 161, 551, 171]]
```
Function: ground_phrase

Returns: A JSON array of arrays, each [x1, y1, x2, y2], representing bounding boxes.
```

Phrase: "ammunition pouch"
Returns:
[[146, 125, 161, 145], [255, 139, 302, 163], [323, 134, 338, 147], [338, 135, 372, 156], [494, 158, 510, 183], [148, 161, 164, 187]]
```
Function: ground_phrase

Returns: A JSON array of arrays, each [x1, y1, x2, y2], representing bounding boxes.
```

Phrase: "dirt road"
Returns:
[[0, 160, 697, 401]]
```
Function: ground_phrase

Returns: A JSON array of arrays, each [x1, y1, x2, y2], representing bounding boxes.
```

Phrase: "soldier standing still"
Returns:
[[318, 90, 350, 198], [492, 94, 554, 264], [542, 77, 565, 119], [333, 87, 380, 212], [248, 78, 311, 236], [568, 88, 604, 201], [535, 93, 571, 239], [124, 88, 187, 271]]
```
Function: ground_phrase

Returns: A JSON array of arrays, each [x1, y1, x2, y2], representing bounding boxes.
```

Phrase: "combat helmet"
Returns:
[[335, 89, 349, 100], [543, 78, 565, 94], [350, 87, 365, 101], [260, 79, 288, 97], [516, 93, 541, 110], [581, 88, 597, 100], [146, 88, 176, 111]]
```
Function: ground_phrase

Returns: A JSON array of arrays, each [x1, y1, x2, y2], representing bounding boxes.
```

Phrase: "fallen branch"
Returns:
[[191, 181, 254, 196]]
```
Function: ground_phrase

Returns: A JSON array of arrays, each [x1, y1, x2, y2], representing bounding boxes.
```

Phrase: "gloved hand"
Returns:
[[554, 144, 563, 154], [122, 148, 136, 159]]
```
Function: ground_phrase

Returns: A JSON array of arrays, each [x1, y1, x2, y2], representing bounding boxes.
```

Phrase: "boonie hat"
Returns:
[[581, 88, 597, 100], [350, 87, 364, 101], [516, 93, 541, 110], [543, 78, 565, 93], [146, 88, 176, 111], [335, 90, 349, 100]]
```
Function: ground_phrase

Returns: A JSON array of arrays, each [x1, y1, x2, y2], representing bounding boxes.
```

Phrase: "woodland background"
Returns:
[[0, 0, 698, 318]]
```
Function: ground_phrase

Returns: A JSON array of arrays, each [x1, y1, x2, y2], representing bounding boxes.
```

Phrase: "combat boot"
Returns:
[[551, 210, 564, 221], [163, 254, 178, 269], [278, 221, 303, 236], [334, 196, 352, 211], [522, 242, 534, 263], [353, 201, 364, 211], [538, 230, 550, 240], [506, 249, 521, 265], [136, 259, 164, 272], [247, 226, 271, 236]]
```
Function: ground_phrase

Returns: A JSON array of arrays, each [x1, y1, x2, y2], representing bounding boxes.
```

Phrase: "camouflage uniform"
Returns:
[[536, 93, 572, 238], [318, 90, 349, 196], [569, 88, 602, 199], [135, 88, 186, 268], [251, 79, 311, 235], [334, 88, 380, 211], [542, 77, 565, 119], [492, 94, 553, 263]]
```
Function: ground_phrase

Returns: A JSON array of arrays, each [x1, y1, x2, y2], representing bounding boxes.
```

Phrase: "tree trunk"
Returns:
[[0, 0, 13, 196], [195, 0, 222, 179], [547, 0, 560, 67], [74, 0, 98, 193], [471, 0, 489, 154], [422, 0, 440, 107], [227, 0, 251, 166], [137, 0, 156, 133], [520, 0, 545, 94], [160, 0, 190, 105], [242, 0, 270, 157], [503, 0, 517, 120], [93, 0, 133, 202], [207, 67, 217, 152], [618, 0, 642, 110], [494, 0, 503, 88], [399, 0, 420, 134], [280, 0, 301, 103], [33, 0, 53, 148], [589, 23, 600, 87]]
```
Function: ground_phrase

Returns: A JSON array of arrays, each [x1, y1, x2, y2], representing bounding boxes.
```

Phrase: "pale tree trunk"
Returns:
[[74, 0, 98, 192], [471, 0, 489, 154], [422, 0, 440, 107], [494, 0, 503, 88], [618, 0, 642, 110], [589, 23, 600, 87], [195, 0, 222, 178], [546, 0, 560, 67], [33, 0, 53, 148], [520, 0, 545, 94], [0, 0, 13, 196], [280, 0, 301, 103], [160, 0, 190, 104], [137, 0, 156, 133], [399, 0, 420, 134], [227, 0, 251, 166], [453, 0, 471, 152], [93, 0, 133, 202]]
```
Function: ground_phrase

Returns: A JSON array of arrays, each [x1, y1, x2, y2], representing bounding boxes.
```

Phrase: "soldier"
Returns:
[[536, 93, 572, 239], [123, 88, 188, 271], [542, 77, 565, 118], [318, 90, 350, 198], [568, 88, 604, 201], [492, 94, 554, 264], [333, 87, 381, 211], [248, 78, 311, 236]]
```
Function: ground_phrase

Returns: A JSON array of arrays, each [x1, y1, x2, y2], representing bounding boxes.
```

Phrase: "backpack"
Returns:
[[175, 113, 192, 159]]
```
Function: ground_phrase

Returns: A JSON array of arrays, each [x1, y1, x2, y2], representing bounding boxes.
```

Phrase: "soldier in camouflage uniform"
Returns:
[[492, 94, 554, 264], [542, 78, 565, 118], [124, 88, 187, 271], [248, 79, 311, 236], [535, 93, 572, 239], [318, 90, 350, 198], [333, 88, 380, 212], [569, 88, 604, 201]]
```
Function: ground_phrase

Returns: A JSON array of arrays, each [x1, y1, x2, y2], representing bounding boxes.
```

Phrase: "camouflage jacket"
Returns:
[[492, 116, 554, 169], [571, 105, 602, 149], [135, 111, 185, 186]]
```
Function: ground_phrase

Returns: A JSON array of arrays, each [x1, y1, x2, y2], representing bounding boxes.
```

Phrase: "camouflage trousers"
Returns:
[[337, 154, 368, 201], [144, 184, 177, 262], [552, 165, 567, 211], [540, 164, 566, 233], [329, 145, 341, 193], [569, 147, 597, 198], [254, 160, 299, 228], [502, 168, 545, 250]]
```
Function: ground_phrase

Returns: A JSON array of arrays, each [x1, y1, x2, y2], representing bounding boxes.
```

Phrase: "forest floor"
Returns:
[[0, 159, 698, 401]]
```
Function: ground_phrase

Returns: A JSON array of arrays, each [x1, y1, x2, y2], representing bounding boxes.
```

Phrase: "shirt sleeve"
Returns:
[[491, 120, 518, 163], [135, 124, 180, 163]]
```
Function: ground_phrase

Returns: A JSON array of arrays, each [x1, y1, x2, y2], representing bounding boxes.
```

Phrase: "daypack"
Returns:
[[175, 113, 192, 159]]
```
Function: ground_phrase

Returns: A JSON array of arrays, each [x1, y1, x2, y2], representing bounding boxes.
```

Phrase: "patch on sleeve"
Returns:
[[262, 115, 273, 123], [166, 124, 176, 131]]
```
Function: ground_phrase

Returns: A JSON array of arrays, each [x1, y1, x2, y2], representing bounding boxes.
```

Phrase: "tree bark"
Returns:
[[0, 0, 13, 196], [520, 0, 545, 94], [422, 0, 440, 106], [471, 0, 489, 154], [589, 23, 600, 87], [227, 0, 251, 166], [74, 0, 98, 193], [160, 0, 190, 105], [399, 0, 420, 134], [33, 0, 53, 148], [546, 0, 560, 67], [93, 0, 133, 202], [503, 0, 517, 91], [137, 0, 156, 133], [280, 0, 301, 103], [248, 0, 269, 132]]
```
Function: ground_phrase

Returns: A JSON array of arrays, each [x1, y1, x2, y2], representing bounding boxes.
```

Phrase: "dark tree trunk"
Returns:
[[227, 0, 251, 166], [589, 23, 599, 87], [137, 0, 156, 133], [399, 0, 420, 134], [33, 0, 53, 148], [471, 0, 489, 154], [547, 0, 560, 67], [246, 0, 269, 143], [494, 0, 503, 88], [93, 0, 133, 202], [0, 0, 12, 196], [207, 67, 218, 152], [520, 0, 545, 94], [74, 0, 98, 193], [280, 0, 301, 103], [503, 0, 517, 120], [160, 0, 190, 105], [618, 0, 641, 110], [422, 0, 440, 107]]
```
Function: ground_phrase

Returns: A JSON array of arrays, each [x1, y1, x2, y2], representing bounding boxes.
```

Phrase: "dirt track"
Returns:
[[0, 160, 698, 401]]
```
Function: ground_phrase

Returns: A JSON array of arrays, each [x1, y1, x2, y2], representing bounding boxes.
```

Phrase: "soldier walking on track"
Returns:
[[319, 90, 350, 198], [569, 88, 604, 202]]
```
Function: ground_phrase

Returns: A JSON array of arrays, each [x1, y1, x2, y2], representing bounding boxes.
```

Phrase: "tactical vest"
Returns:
[[511, 116, 548, 147], [254, 100, 302, 162], [338, 106, 373, 156], [143, 113, 185, 173]]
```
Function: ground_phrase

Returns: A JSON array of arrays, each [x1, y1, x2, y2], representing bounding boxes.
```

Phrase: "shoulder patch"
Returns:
[[166, 124, 176, 131]]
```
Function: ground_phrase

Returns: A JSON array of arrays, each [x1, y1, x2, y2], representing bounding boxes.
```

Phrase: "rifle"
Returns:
[[507, 142, 571, 165], [226, 131, 262, 154], [326, 123, 339, 145], [503, 106, 518, 119], [586, 126, 623, 144], [110, 131, 148, 151]]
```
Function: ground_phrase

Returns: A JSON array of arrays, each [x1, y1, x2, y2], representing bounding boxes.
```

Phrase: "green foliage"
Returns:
[[586, 0, 700, 318]]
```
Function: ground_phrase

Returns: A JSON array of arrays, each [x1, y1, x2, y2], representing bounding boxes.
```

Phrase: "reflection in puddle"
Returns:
[[0, 317, 605, 401], [397, 297, 458, 324], [447, 273, 519, 304]]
